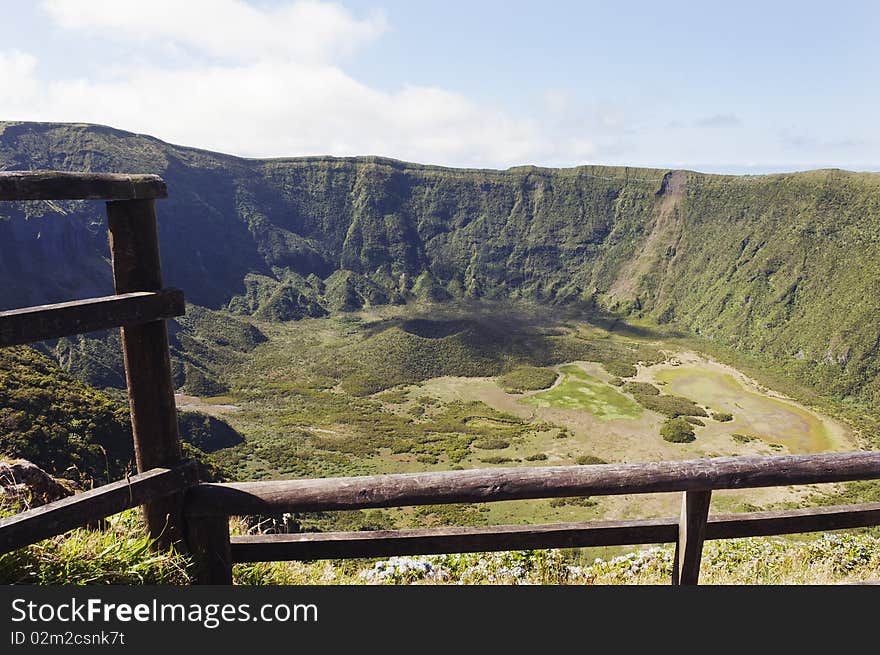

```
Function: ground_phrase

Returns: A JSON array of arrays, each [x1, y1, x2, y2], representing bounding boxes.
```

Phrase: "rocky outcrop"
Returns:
[[0, 458, 75, 510]]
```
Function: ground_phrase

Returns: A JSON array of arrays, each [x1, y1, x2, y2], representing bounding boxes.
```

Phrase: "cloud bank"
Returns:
[[0, 0, 600, 167]]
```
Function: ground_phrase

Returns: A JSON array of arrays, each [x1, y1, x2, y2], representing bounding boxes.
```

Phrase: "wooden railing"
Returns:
[[185, 453, 880, 585], [1, 171, 880, 586], [0, 171, 188, 549]]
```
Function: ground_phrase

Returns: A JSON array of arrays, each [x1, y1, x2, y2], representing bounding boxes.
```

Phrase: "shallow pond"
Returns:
[[653, 366, 833, 453]]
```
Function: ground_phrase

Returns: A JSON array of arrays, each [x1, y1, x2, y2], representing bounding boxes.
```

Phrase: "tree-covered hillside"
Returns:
[[1, 121, 878, 406]]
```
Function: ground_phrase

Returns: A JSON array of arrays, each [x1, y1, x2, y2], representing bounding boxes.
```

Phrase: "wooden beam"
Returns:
[[0, 462, 198, 555], [187, 516, 233, 584], [107, 198, 185, 550], [0, 171, 166, 201], [673, 490, 712, 585], [231, 517, 678, 562], [706, 501, 880, 539], [185, 451, 880, 516], [0, 289, 185, 347], [227, 501, 880, 564]]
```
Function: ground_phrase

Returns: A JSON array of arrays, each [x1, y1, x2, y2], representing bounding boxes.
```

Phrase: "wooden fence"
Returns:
[[1, 171, 879, 586]]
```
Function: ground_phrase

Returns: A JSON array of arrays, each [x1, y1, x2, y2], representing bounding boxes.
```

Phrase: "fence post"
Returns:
[[106, 198, 186, 550], [186, 516, 233, 584], [672, 489, 711, 585]]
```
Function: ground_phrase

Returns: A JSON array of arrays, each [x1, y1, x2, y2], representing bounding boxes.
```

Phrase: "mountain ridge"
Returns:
[[1, 120, 879, 406]]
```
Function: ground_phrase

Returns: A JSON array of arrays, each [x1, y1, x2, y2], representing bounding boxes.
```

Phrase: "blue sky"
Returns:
[[0, 0, 877, 172]]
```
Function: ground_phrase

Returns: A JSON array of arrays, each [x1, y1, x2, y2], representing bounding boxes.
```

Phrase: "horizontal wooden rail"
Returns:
[[0, 461, 198, 555], [185, 452, 880, 516], [0, 171, 167, 201], [229, 502, 880, 562], [0, 289, 185, 347], [232, 518, 677, 562]]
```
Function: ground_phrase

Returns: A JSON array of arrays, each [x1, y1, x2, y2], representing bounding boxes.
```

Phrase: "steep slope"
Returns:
[[1, 121, 879, 405]]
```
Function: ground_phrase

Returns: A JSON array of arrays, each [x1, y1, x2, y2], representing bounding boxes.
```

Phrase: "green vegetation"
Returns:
[[0, 347, 229, 485], [548, 497, 597, 508], [235, 534, 880, 585], [622, 382, 660, 396], [0, 347, 133, 484], [178, 411, 245, 452], [473, 438, 510, 450], [3, 122, 880, 412], [498, 366, 558, 393], [630, 392, 707, 418], [660, 417, 696, 443], [0, 510, 190, 584], [575, 455, 608, 465], [521, 364, 642, 419], [327, 310, 661, 395], [3, 123, 880, 585]]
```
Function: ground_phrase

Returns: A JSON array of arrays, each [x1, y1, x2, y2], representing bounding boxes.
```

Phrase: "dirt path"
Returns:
[[174, 393, 239, 417]]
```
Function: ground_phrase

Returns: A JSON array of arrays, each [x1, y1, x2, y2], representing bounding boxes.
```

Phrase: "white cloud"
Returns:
[[0, 0, 602, 167], [41, 0, 387, 63], [4, 57, 547, 166], [0, 51, 40, 114]]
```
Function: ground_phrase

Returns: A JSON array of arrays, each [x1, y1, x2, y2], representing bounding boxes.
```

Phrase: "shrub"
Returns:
[[713, 411, 734, 422], [525, 453, 548, 461], [633, 393, 707, 418], [622, 381, 660, 396], [732, 433, 756, 444], [684, 416, 705, 427], [602, 362, 637, 378], [499, 366, 558, 393], [576, 455, 608, 465], [480, 456, 514, 464], [473, 438, 510, 450], [549, 496, 597, 508], [607, 377, 624, 386], [661, 417, 696, 443], [416, 454, 438, 464]]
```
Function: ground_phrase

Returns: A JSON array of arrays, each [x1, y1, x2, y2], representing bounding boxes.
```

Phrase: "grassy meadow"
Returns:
[[171, 301, 869, 531]]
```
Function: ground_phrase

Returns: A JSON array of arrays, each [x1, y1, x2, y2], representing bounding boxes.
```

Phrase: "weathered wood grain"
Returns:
[[672, 490, 712, 585], [0, 462, 198, 555], [0, 289, 185, 347], [185, 451, 880, 516], [0, 171, 166, 201], [230, 518, 679, 562], [227, 502, 880, 563], [107, 199, 185, 550], [705, 501, 880, 539], [187, 516, 232, 584]]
